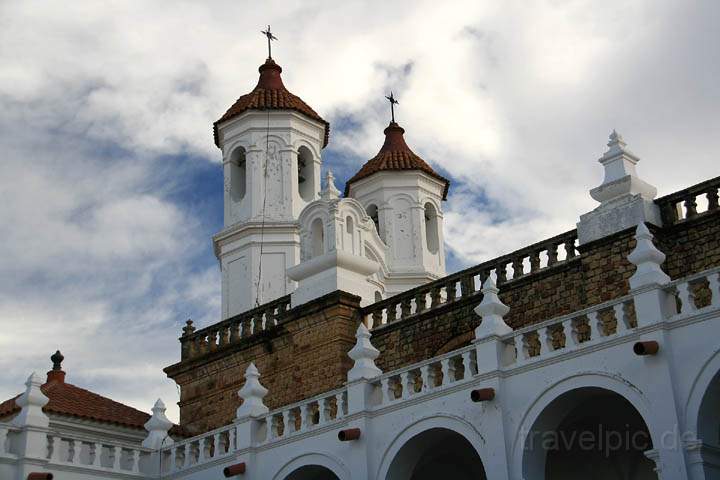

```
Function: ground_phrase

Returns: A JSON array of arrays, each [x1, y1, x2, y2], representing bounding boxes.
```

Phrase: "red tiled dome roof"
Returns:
[[213, 59, 330, 148], [344, 122, 450, 199]]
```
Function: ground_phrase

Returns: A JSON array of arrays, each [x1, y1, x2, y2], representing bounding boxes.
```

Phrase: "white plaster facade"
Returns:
[[347, 170, 447, 298], [214, 110, 326, 318]]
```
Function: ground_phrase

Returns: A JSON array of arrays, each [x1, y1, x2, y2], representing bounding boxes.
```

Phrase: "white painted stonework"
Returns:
[[578, 131, 662, 244], [288, 171, 387, 306], [215, 110, 326, 317], [347, 170, 447, 297]]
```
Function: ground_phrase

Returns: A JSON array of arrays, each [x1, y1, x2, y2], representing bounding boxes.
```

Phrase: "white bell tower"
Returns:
[[213, 57, 329, 318]]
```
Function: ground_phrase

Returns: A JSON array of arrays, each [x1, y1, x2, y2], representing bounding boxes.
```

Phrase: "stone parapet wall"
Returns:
[[166, 177, 720, 435]]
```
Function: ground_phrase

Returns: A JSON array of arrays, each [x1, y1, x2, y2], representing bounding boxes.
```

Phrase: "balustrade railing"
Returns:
[[371, 344, 478, 408], [46, 433, 150, 475], [665, 267, 720, 315], [261, 386, 348, 444], [501, 295, 637, 366], [160, 422, 236, 474], [364, 230, 579, 329], [181, 295, 291, 361], [656, 176, 720, 225]]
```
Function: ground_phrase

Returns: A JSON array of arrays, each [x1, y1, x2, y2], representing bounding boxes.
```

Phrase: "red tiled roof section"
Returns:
[[0, 373, 150, 430], [214, 58, 330, 148], [344, 122, 450, 199]]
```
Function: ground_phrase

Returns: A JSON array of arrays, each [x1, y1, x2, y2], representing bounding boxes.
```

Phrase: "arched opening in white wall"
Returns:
[[366, 204, 383, 241], [385, 427, 487, 480], [311, 218, 324, 258], [523, 387, 656, 479], [284, 465, 340, 480], [230, 147, 247, 202], [424, 202, 439, 254], [696, 369, 720, 474], [297, 146, 315, 202]]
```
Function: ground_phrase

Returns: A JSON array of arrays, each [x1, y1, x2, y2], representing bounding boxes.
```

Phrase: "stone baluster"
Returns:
[[399, 372, 410, 399], [661, 201, 680, 225], [301, 404, 312, 430], [229, 321, 240, 343], [677, 282, 696, 314], [543, 326, 556, 352], [512, 256, 524, 279], [131, 449, 140, 473], [169, 447, 177, 472], [447, 279, 458, 301], [400, 297, 412, 318], [440, 358, 452, 386], [561, 319, 573, 347], [414, 290, 426, 313], [514, 335, 525, 362], [92, 442, 102, 467], [529, 250, 541, 273], [587, 311, 601, 340], [564, 236, 577, 259], [213, 432, 221, 457], [208, 330, 218, 352], [461, 351, 474, 379], [198, 437, 206, 463], [218, 326, 228, 348], [684, 195, 698, 218], [547, 242, 558, 266], [430, 285, 442, 308], [65, 439, 75, 463], [381, 378, 392, 403], [183, 443, 191, 468], [318, 398, 327, 424], [613, 303, 629, 333], [112, 445, 121, 470], [372, 308, 383, 328], [708, 188, 719, 211], [281, 410, 291, 435], [336, 392, 346, 417], [420, 364, 431, 391], [495, 264, 507, 284], [48, 436, 61, 462], [228, 427, 236, 452]]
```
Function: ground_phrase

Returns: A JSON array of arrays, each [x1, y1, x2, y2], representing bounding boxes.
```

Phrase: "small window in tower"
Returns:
[[298, 146, 315, 202], [366, 204, 381, 238], [311, 218, 324, 258], [424, 202, 439, 254], [230, 147, 247, 202], [346, 216, 354, 235]]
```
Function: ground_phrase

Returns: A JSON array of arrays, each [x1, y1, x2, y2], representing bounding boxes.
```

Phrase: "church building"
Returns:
[[2, 43, 720, 480]]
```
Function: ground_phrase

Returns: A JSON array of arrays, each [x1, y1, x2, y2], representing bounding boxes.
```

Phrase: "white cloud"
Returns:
[[1, 0, 718, 421]]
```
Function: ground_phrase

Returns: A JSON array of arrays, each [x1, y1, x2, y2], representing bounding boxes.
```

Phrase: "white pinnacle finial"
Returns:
[[142, 398, 174, 449], [13, 372, 50, 428], [320, 170, 341, 200], [236, 362, 269, 419], [628, 223, 670, 289], [347, 323, 382, 381], [473, 273, 512, 340]]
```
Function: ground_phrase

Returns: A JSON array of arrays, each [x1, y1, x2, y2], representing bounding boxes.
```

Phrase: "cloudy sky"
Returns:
[[1, 1, 718, 422]]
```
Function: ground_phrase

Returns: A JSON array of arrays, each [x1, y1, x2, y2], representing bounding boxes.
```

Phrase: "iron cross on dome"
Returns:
[[261, 25, 278, 59], [385, 91, 399, 123]]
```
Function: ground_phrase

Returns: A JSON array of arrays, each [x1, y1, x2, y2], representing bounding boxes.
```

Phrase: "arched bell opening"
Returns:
[[385, 427, 487, 480], [230, 147, 247, 202], [298, 146, 315, 203]]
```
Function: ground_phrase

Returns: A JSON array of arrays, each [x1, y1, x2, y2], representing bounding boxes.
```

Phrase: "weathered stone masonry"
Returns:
[[165, 176, 720, 435]]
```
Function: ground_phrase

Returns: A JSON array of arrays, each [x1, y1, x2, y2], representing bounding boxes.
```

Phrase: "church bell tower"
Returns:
[[213, 50, 330, 318]]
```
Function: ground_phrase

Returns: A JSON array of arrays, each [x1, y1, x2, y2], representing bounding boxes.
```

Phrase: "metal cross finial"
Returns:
[[260, 25, 278, 59], [385, 91, 399, 123]]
